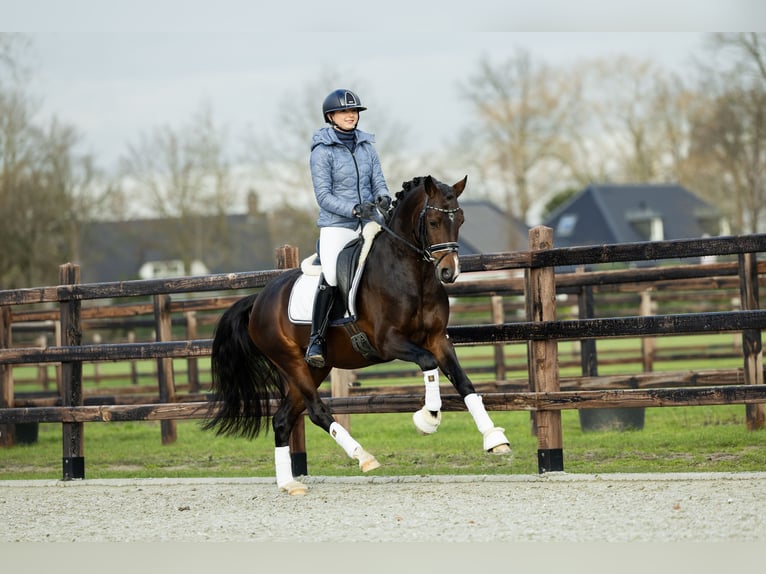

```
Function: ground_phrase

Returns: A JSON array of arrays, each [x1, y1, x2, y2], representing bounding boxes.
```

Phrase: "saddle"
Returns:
[[290, 222, 383, 359]]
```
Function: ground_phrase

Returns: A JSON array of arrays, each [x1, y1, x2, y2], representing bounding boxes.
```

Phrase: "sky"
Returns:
[[2, 1, 765, 174]]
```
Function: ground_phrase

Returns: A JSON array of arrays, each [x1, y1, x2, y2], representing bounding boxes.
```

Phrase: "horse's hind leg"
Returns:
[[301, 391, 381, 473], [272, 398, 308, 496]]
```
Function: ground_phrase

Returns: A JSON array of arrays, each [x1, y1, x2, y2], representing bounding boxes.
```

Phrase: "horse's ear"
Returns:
[[453, 175, 468, 197], [424, 175, 437, 198]]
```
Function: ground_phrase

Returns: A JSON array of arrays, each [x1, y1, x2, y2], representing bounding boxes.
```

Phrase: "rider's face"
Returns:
[[330, 109, 359, 130]]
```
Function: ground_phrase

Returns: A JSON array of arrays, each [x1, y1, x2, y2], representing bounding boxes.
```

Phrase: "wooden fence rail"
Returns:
[[1, 231, 765, 479]]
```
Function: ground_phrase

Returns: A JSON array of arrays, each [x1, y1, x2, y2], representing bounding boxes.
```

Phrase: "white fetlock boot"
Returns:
[[413, 407, 442, 435], [274, 446, 307, 495], [483, 427, 512, 454]]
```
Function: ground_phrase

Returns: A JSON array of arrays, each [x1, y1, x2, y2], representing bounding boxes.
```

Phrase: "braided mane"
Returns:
[[394, 176, 428, 206]]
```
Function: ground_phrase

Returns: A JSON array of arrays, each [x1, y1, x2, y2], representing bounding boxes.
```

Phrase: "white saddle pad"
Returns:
[[287, 222, 382, 324]]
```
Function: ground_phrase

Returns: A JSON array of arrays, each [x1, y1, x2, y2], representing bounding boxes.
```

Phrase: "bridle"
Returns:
[[378, 194, 462, 264]]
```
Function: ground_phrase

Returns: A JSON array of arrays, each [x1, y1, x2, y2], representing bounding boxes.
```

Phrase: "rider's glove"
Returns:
[[376, 194, 392, 212], [353, 202, 376, 219]]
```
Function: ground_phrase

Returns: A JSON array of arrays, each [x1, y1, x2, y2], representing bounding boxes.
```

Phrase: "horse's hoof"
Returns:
[[488, 443, 512, 455], [413, 407, 442, 435], [355, 448, 381, 473], [483, 427, 511, 454], [361, 457, 381, 472], [279, 480, 308, 496]]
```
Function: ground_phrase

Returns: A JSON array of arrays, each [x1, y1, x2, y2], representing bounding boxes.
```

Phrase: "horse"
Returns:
[[202, 175, 511, 495]]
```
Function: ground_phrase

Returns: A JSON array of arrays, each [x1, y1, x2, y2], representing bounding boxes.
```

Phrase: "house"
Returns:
[[76, 212, 275, 284], [458, 200, 530, 254], [543, 184, 728, 254]]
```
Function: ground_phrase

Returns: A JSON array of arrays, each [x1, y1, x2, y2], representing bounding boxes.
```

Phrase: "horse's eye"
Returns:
[[428, 219, 439, 229]]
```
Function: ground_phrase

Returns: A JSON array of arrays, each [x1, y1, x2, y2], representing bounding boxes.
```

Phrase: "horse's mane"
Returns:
[[393, 176, 430, 206]]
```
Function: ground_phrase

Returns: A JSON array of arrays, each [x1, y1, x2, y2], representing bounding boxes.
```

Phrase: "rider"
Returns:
[[305, 88, 392, 368]]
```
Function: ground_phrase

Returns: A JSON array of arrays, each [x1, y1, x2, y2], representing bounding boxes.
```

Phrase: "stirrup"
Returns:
[[305, 337, 326, 368]]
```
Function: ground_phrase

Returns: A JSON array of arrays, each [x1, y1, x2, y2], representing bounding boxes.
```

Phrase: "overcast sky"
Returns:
[[3, 1, 765, 172]]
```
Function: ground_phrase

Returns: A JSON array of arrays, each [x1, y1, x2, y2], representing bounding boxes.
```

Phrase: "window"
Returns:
[[556, 213, 578, 237], [626, 208, 664, 241]]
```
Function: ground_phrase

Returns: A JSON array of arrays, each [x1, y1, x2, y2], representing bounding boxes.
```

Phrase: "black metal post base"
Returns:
[[538, 448, 564, 473], [63, 456, 85, 480]]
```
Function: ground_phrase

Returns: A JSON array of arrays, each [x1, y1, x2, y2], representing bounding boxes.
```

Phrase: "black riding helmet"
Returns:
[[322, 89, 367, 123]]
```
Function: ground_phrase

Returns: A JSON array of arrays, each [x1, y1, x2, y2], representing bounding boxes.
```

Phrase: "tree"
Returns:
[[458, 49, 584, 225], [686, 33, 766, 233], [0, 34, 99, 288], [575, 56, 696, 185], [119, 102, 237, 274]]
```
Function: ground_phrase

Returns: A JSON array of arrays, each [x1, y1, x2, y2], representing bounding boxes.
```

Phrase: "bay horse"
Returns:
[[203, 175, 510, 495]]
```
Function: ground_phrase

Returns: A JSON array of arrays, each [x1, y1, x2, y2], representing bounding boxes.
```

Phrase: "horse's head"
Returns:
[[392, 174, 467, 284]]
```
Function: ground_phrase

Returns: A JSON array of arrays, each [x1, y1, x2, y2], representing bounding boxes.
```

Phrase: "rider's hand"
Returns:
[[376, 195, 392, 212], [354, 202, 376, 219], [375, 195, 391, 212]]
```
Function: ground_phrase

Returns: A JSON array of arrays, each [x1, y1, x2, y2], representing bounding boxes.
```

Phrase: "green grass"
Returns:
[[2, 404, 764, 480]]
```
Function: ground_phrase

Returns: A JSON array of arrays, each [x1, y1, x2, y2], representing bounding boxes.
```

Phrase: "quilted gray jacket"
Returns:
[[310, 127, 389, 229]]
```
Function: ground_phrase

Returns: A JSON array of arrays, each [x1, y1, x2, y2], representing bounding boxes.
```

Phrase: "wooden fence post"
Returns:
[[490, 295, 506, 381], [738, 252, 765, 430], [128, 331, 139, 385], [331, 369, 353, 431], [185, 312, 200, 393], [60, 263, 85, 479], [276, 245, 308, 477], [526, 226, 563, 473], [0, 305, 13, 447], [153, 293, 177, 444], [640, 290, 655, 372], [578, 282, 598, 379]]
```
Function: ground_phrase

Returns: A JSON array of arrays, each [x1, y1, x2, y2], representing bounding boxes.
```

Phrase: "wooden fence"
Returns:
[[1, 227, 765, 479]]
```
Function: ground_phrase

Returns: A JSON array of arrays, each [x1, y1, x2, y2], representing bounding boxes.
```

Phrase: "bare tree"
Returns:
[[687, 33, 766, 233], [0, 34, 100, 288], [458, 49, 584, 224], [119, 102, 237, 274]]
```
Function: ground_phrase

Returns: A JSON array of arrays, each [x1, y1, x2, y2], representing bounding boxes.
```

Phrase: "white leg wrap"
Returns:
[[465, 393, 511, 452], [423, 368, 442, 411], [330, 421, 361, 459], [464, 393, 493, 434], [274, 446, 293, 489]]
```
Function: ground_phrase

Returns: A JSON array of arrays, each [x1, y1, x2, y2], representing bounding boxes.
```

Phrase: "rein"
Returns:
[[377, 194, 462, 264]]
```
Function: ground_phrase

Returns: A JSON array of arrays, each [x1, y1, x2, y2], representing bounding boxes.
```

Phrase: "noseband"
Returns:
[[379, 195, 462, 264]]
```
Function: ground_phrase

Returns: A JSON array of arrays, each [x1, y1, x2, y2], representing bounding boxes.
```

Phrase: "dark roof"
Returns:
[[459, 200, 530, 255], [543, 183, 723, 249], [76, 213, 274, 283]]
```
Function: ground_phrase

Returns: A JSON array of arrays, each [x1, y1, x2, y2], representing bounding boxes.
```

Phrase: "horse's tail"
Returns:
[[201, 293, 284, 439]]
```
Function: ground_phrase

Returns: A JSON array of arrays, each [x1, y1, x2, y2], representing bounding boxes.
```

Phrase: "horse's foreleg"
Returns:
[[464, 393, 511, 454], [438, 346, 511, 455], [412, 368, 442, 434], [303, 396, 381, 473], [387, 342, 445, 435]]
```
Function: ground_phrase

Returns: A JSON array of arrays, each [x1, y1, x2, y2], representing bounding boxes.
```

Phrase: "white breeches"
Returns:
[[319, 226, 360, 286]]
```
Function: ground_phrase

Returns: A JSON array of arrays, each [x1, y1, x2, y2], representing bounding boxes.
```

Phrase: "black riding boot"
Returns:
[[305, 276, 336, 368]]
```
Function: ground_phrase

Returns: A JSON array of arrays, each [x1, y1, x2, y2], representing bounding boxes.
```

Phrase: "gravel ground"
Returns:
[[2, 472, 766, 543]]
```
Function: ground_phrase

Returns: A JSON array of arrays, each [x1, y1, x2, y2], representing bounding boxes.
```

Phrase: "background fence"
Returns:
[[1, 227, 764, 479]]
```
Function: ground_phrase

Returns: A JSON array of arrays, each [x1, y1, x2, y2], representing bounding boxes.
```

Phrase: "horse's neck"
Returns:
[[369, 234, 438, 289]]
